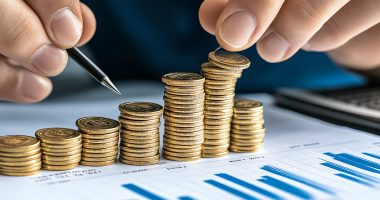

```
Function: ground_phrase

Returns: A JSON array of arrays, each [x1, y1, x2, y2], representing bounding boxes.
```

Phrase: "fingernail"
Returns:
[[20, 72, 51, 101], [31, 44, 67, 76], [219, 10, 256, 48], [51, 8, 82, 46], [259, 32, 289, 61]]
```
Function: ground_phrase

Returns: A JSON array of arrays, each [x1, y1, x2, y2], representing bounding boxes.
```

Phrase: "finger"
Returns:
[[305, 0, 380, 52], [25, 0, 82, 48], [215, 0, 284, 51], [77, 3, 97, 46], [0, 57, 52, 103], [199, 0, 229, 35], [256, 0, 349, 63], [328, 24, 380, 70], [0, 0, 67, 76]]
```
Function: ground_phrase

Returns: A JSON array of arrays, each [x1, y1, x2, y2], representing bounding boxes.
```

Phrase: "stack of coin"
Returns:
[[118, 102, 163, 166], [230, 99, 265, 152], [76, 117, 120, 166], [36, 128, 82, 171], [201, 50, 250, 158], [0, 135, 41, 176], [162, 72, 205, 162]]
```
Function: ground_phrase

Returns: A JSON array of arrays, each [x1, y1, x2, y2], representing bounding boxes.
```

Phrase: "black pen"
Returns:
[[67, 47, 121, 95]]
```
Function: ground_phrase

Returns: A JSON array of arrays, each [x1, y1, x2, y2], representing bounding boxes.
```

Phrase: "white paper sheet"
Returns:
[[1, 82, 380, 200]]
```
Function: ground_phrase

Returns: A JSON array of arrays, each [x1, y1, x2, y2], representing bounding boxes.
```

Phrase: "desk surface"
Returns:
[[1, 82, 380, 200]]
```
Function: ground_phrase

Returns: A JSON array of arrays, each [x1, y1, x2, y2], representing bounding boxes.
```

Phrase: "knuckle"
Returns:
[[3, 11, 35, 46], [290, 0, 322, 29]]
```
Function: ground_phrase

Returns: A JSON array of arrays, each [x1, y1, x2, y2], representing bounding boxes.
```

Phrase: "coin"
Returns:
[[121, 142, 159, 148], [76, 117, 120, 134], [42, 163, 78, 171], [162, 149, 200, 158], [120, 114, 161, 121], [81, 131, 119, 139], [42, 148, 82, 156], [162, 72, 205, 86], [121, 137, 159, 144], [80, 159, 116, 166], [82, 141, 118, 148], [0, 135, 40, 153], [208, 51, 250, 70], [0, 159, 41, 167], [163, 137, 203, 145], [0, 170, 40, 176], [122, 122, 161, 131], [0, 148, 40, 158], [35, 128, 81, 144], [164, 143, 202, 149], [42, 154, 81, 161], [163, 146, 202, 153], [120, 146, 159, 153], [41, 144, 81, 153], [42, 158, 81, 165], [233, 99, 263, 113], [119, 157, 159, 166], [164, 133, 204, 141], [82, 145, 118, 154], [229, 143, 264, 152], [0, 152, 41, 162], [119, 117, 160, 125], [0, 162, 41, 172], [202, 151, 229, 158], [121, 151, 159, 158], [82, 151, 118, 158], [81, 155, 117, 162], [41, 140, 82, 148], [120, 154, 159, 162], [82, 136, 119, 144], [119, 102, 163, 116], [163, 154, 200, 162]]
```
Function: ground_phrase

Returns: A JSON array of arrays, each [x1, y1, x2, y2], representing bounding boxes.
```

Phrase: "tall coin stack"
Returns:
[[162, 72, 205, 162], [36, 128, 82, 171], [201, 51, 250, 158], [0, 135, 41, 176], [230, 99, 265, 152], [119, 102, 163, 166], [76, 117, 120, 166]]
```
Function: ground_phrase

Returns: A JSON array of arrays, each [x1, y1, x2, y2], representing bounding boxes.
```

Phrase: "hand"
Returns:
[[0, 1, 96, 103], [199, 0, 380, 70]]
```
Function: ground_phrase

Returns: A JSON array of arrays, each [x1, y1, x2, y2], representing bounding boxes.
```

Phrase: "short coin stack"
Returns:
[[76, 117, 120, 166], [36, 128, 82, 171], [162, 72, 205, 162], [119, 102, 163, 166], [230, 99, 265, 152], [201, 50, 250, 158], [0, 135, 41, 176]]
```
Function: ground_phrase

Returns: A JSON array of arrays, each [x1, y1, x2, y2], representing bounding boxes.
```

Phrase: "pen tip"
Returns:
[[102, 77, 122, 95]]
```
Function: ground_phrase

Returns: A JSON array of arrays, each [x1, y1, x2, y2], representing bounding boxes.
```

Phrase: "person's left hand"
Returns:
[[199, 0, 380, 70]]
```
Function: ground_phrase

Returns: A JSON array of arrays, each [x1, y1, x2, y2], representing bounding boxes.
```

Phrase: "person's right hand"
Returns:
[[0, 1, 96, 103]]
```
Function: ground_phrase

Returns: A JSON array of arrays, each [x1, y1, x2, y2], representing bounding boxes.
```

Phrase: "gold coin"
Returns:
[[121, 137, 159, 144], [204, 109, 233, 116], [165, 125, 204, 133], [121, 150, 159, 158], [42, 148, 82, 156], [163, 137, 203, 145], [164, 106, 204, 113], [204, 133, 230, 140], [121, 141, 159, 148], [164, 115, 203, 123], [230, 133, 265, 140], [0, 148, 40, 158], [233, 111, 264, 118], [41, 144, 81, 153], [163, 146, 202, 153], [202, 151, 229, 158], [120, 114, 161, 121], [202, 73, 241, 81], [165, 102, 204, 109], [122, 122, 161, 131], [121, 134, 159, 141], [231, 118, 264, 125], [229, 143, 264, 152], [82, 136, 119, 144], [162, 72, 205, 86], [164, 133, 203, 141], [42, 163, 78, 171], [230, 128, 265, 135], [42, 158, 80, 165], [82, 141, 118, 149], [118, 116, 160, 126], [82, 145, 118, 154], [201, 62, 242, 73], [203, 138, 230, 146], [208, 51, 250, 70], [164, 121, 204, 128], [81, 155, 117, 162], [82, 131, 119, 140], [164, 143, 202, 149], [204, 114, 233, 120], [163, 97, 204, 105], [0, 135, 40, 153], [82, 151, 118, 158], [0, 170, 40, 176], [121, 129, 159, 136], [35, 128, 81, 144], [164, 110, 203, 118], [202, 143, 230, 150], [233, 99, 263, 112], [165, 85, 204, 92], [232, 124, 264, 130], [41, 153, 81, 162], [162, 149, 200, 158], [204, 124, 230, 130], [80, 159, 116, 166], [120, 154, 159, 162], [120, 145, 158, 153], [76, 116, 120, 134], [163, 154, 200, 162], [0, 162, 41, 172], [165, 90, 204, 97], [164, 130, 203, 138], [204, 119, 232, 126], [0, 158, 41, 167], [230, 141, 263, 146], [205, 103, 234, 110], [204, 129, 230, 135], [201, 148, 229, 154], [0, 152, 41, 162], [119, 102, 163, 117], [205, 79, 237, 85], [205, 95, 235, 101], [204, 99, 235, 105], [41, 140, 81, 148], [119, 157, 159, 166], [164, 92, 205, 100], [230, 137, 264, 144], [204, 84, 236, 90]]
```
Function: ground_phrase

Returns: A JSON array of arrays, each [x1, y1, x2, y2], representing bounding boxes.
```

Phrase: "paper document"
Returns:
[[1, 82, 380, 200]]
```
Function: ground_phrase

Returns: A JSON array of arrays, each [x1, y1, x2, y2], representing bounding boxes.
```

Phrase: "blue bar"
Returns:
[[258, 176, 313, 200], [122, 184, 166, 200], [335, 173, 374, 187], [324, 153, 380, 173], [215, 173, 283, 200], [321, 161, 379, 183], [363, 152, 380, 160], [205, 179, 258, 200], [261, 165, 334, 195], [178, 196, 196, 200]]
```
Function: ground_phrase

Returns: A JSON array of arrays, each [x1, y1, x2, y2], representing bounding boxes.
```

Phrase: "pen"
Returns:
[[67, 47, 121, 95]]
